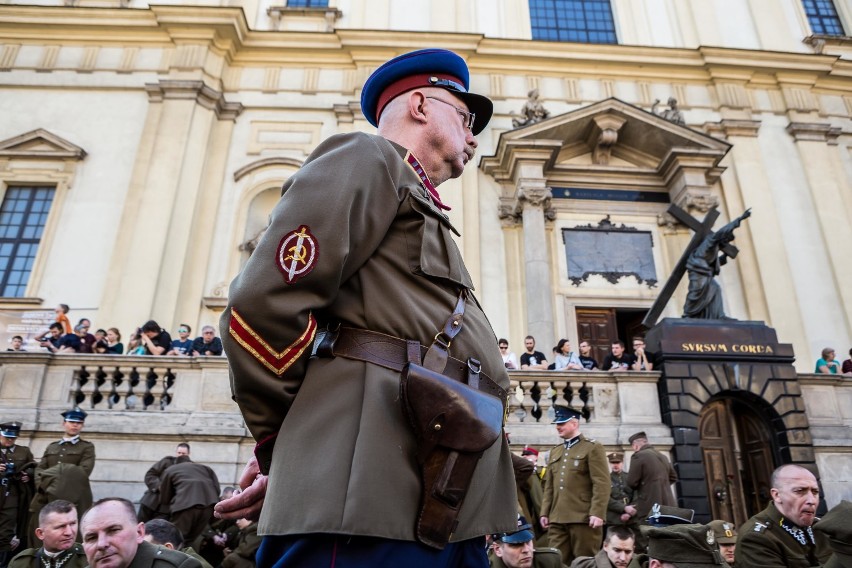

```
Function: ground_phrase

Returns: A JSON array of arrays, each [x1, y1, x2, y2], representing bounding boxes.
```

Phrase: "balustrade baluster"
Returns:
[[76, 367, 95, 407], [143, 368, 159, 409], [92, 367, 107, 408]]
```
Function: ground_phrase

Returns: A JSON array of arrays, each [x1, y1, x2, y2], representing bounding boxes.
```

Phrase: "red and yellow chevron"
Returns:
[[228, 308, 317, 376]]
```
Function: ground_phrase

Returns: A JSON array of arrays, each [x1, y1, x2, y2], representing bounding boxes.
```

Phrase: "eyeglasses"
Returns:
[[499, 345, 508, 349], [425, 96, 475, 131], [179, 329, 189, 333]]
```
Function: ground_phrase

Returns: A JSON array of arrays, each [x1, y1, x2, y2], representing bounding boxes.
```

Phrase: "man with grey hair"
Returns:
[[190, 327, 222, 357], [80, 498, 200, 568], [735, 464, 832, 567]]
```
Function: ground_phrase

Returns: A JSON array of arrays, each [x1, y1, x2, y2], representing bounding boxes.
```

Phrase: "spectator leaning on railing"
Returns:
[[815, 347, 842, 375], [191, 326, 223, 357], [127, 320, 172, 356]]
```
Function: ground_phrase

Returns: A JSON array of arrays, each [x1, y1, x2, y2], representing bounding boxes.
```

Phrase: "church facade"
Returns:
[[0, 0, 850, 518]]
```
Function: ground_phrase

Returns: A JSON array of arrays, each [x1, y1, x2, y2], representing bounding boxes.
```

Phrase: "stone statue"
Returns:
[[683, 208, 751, 319], [511, 89, 550, 128], [652, 97, 686, 126], [239, 226, 268, 255]]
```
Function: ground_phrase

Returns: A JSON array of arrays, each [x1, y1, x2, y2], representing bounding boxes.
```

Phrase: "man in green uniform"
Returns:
[[8, 500, 86, 568], [607, 452, 640, 549], [143, 519, 214, 568], [571, 525, 635, 568], [540, 406, 610, 565], [28, 409, 94, 548], [625, 432, 676, 524], [490, 516, 564, 568], [706, 520, 736, 565], [214, 48, 516, 566], [735, 464, 832, 568], [81, 498, 201, 568], [138, 443, 190, 523], [0, 423, 34, 568], [220, 519, 260, 568]]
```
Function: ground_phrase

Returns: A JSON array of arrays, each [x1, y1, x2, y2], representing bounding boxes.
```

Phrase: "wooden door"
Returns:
[[575, 308, 617, 364], [734, 401, 776, 517], [699, 399, 748, 525]]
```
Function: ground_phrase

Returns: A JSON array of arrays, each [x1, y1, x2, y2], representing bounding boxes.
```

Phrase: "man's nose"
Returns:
[[466, 129, 478, 149]]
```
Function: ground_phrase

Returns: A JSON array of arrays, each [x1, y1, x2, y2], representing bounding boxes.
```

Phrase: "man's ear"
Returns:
[[493, 543, 504, 558], [407, 91, 428, 126], [35, 527, 45, 541], [135, 522, 145, 543]]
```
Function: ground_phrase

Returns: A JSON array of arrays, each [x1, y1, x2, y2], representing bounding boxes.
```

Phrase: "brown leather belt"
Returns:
[[314, 327, 507, 403]]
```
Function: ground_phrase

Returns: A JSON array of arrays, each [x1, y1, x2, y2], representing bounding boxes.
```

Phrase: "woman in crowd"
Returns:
[[815, 347, 841, 374]]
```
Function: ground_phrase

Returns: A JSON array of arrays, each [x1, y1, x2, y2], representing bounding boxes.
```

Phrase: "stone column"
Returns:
[[514, 162, 555, 352]]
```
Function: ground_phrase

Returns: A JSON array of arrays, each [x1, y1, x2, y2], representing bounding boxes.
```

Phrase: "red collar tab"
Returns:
[[406, 152, 451, 211], [377, 73, 466, 125]]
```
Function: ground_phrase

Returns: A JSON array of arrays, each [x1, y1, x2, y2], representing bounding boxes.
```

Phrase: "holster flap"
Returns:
[[400, 363, 502, 454]]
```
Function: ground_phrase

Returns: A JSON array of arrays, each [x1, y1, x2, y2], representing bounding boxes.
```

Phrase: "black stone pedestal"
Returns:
[[644, 318, 815, 522]]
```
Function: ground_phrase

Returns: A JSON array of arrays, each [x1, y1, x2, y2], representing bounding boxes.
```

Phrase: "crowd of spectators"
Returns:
[[6, 304, 223, 357], [501, 335, 655, 372], [815, 346, 852, 376]]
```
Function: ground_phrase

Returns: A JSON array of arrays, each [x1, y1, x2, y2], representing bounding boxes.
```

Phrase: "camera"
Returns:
[[3, 462, 14, 477]]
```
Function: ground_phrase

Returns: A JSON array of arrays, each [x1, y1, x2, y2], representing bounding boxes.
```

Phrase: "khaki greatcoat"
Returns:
[[221, 132, 517, 542], [625, 445, 676, 520], [735, 502, 832, 568]]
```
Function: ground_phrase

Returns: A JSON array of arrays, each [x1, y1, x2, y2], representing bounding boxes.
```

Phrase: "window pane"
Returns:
[[529, 0, 618, 44], [0, 186, 55, 297], [802, 0, 845, 35], [286, 0, 329, 6]]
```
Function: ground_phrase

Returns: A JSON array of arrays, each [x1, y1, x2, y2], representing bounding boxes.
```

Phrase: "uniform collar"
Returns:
[[564, 434, 582, 449], [404, 151, 451, 211], [59, 435, 79, 445]]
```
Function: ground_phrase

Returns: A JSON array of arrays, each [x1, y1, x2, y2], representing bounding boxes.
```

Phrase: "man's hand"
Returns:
[[214, 456, 268, 521], [620, 513, 632, 522], [10, 536, 20, 550], [588, 515, 604, 528], [624, 505, 637, 516], [539, 516, 549, 529]]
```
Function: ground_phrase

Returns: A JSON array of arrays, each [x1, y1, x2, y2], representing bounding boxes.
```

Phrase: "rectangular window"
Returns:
[[0, 186, 55, 297], [286, 0, 329, 7], [529, 0, 617, 44], [803, 0, 846, 35]]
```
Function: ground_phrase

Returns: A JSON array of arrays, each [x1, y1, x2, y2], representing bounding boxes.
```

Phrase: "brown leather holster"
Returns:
[[399, 362, 503, 549]]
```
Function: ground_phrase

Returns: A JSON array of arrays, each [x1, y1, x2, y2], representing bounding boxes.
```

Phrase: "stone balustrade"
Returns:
[[1, 353, 849, 504]]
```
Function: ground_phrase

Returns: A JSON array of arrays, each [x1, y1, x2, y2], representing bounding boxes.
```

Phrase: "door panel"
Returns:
[[576, 308, 616, 364], [699, 400, 748, 525], [734, 401, 775, 516]]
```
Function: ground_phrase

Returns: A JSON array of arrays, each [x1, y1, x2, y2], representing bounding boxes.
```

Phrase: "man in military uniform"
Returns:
[[814, 500, 852, 568], [735, 464, 832, 568], [540, 406, 610, 565], [706, 520, 736, 565], [158, 455, 219, 549], [489, 516, 563, 568], [606, 453, 639, 538], [214, 48, 516, 567], [81, 498, 201, 568], [571, 525, 635, 568], [139, 443, 190, 523], [28, 409, 94, 548], [7, 500, 86, 568], [143, 519, 214, 568], [516, 448, 546, 545], [220, 519, 260, 568], [0, 423, 34, 568], [625, 432, 676, 524]]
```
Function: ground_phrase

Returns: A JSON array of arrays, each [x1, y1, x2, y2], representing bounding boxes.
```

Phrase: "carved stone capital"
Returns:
[[590, 113, 626, 166], [786, 122, 842, 145], [498, 198, 522, 227], [517, 183, 552, 209], [682, 192, 720, 213], [145, 80, 243, 121]]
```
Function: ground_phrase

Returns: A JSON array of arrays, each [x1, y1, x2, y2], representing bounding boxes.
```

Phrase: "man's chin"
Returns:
[[799, 512, 816, 526]]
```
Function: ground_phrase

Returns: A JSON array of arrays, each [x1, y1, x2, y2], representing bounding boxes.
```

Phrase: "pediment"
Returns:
[[0, 129, 87, 160], [481, 98, 730, 182]]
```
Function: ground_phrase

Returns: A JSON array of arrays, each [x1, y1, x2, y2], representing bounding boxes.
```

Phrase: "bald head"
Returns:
[[81, 499, 145, 568], [770, 465, 820, 527]]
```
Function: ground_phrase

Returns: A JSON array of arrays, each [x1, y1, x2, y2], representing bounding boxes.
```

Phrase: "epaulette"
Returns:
[[153, 545, 198, 566], [534, 547, 561, 555]]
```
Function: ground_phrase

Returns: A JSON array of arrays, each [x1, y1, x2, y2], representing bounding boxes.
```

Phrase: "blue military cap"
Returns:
[[360, 48, 493, 135], [552, 405, 582, 424], [0, 421, 22, 438], [493, 514, 534, 544], [61, 407, 87, 423]]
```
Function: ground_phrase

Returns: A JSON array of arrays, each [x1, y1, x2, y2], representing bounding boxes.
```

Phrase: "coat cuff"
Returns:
[[254, 434, 277, 475]]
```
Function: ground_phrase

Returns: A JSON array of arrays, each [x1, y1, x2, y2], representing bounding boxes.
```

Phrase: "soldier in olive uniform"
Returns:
[[541, 406, 610, 565], [0, 423, 35, 568], [139, 443, 190, 522], [606, 453, 641, 553], [625, 432, 677, 524], [735, 464, 831, 568], [214, 48, 516, 566], [8, 500, 86, 568], [220, 519, 260, 568], [28, 409, 95, 548], [643, 523, 727, 568], [706, 520, 736, 565]]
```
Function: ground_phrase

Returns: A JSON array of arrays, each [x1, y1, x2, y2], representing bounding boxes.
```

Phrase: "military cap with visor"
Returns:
[[628, 431, 648, 444], [608, 452, 624, 463], [360, 48, 493, 135], [61, 407, 87, 422], [706, 519, 737, 545], [646, 503, 695, 526], [0, 421, 22, 438], [646, 523, 727, 567], [552, 405, 582, 424], [492, 514, 534, 544]]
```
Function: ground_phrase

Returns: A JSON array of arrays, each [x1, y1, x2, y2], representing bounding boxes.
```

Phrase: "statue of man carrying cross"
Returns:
[[642, 205, 751, 329]]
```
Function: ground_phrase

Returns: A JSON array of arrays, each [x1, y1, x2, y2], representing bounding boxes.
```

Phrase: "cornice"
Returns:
[[785, 122, 842, 144], [145, 80, 243, 121]]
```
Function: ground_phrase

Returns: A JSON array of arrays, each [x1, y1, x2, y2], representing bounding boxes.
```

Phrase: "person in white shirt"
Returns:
[[498, 338, 519, 370]]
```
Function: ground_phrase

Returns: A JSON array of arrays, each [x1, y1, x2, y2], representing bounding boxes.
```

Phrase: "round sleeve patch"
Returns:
[[276, 225, 319, 284]]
